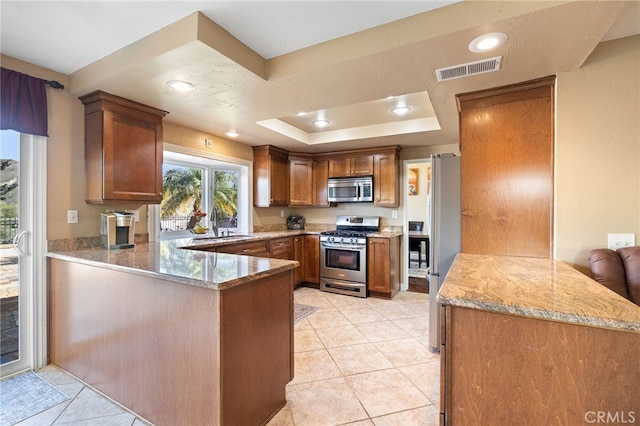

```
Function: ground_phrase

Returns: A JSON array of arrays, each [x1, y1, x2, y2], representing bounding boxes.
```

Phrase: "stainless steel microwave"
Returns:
[[327, 176, 373, 203]]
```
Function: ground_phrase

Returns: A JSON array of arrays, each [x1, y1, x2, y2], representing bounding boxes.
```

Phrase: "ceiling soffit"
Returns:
[[66, 1, 629, 152]]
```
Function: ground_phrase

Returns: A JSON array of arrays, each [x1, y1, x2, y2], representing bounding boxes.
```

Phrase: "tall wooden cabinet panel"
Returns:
[[373, 149, 400, 207], [457, 77, 554, 258], [367, 236, 400, 299], [289, 156, 313, 206], [253, 145, 289, 207], [80, 91, 168, 204]]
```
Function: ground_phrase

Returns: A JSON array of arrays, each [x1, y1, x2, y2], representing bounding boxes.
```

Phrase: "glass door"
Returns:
[[0, 130, 46, 377]]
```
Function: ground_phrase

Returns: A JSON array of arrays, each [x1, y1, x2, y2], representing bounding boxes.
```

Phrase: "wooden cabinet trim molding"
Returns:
[[456, 76, 556, 111]]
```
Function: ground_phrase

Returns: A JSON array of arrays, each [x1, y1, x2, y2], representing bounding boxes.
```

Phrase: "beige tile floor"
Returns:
[[17, 365, 150, 425], [268, 287, 440, 426], [22, 287, 438, 426]]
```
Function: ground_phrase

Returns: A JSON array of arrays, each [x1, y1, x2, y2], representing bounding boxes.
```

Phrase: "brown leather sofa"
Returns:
[[589, 246, 640, 306]]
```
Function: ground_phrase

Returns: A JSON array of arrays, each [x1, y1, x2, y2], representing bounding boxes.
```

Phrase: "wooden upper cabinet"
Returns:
[[457, 76, 554, 258], [80, 91, 168, 205], [312, 159, 332, 207], [373, 149, 400, 207], [253, 145, 289, 207], [289, 156, 313, 206], [328, 155, 373, 177], [289, 156, 334, 207]]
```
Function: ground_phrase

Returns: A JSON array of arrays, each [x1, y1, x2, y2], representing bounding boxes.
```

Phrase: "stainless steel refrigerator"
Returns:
[[427, 153, 461, 350]]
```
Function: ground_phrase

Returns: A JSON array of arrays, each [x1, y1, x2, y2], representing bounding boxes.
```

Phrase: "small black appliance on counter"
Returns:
[[287, 214, 305, 230]]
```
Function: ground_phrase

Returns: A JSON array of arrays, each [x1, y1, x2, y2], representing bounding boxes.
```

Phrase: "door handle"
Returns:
[[13, 230, 30, 256]]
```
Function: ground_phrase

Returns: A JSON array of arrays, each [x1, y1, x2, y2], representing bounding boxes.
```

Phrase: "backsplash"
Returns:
[[47, 224, 405, 252], [48, 234, 149, 252]]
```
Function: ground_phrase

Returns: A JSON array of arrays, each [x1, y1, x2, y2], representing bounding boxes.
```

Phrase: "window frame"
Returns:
[[148, 143, 252, 242]]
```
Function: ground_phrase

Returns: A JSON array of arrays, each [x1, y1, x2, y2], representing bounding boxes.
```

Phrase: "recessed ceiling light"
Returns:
[[468, 32, 508, 53], [313, 119, 330, 128], [391, 106, 411, 115], [225, 131, 239, 138], [167, 80, 195, 92], [297, 111, 308, 116]]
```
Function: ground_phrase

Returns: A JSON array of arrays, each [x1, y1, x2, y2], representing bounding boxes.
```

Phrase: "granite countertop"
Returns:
[[437, 253, 640, 332], [47, 238, 298, 291], [181, 229, 312, 251], [369, 230, 404, 238], [46, 228, 403, 291]]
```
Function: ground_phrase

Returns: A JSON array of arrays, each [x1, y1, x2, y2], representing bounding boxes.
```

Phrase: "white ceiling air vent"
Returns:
[[436, 56, 502, 82]]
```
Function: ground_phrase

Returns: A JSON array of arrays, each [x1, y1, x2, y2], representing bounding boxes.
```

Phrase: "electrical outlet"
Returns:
[[608, 233, 635, 250], [67, 210, 78, 224], [391, 210, 398, 219], [280, 210, 284, 218]]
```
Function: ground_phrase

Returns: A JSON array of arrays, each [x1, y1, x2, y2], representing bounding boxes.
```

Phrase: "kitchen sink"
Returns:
[[191, 234, 251, 241]]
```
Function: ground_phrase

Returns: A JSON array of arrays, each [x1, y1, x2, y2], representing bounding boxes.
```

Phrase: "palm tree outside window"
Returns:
[[160, 162, 238, 236]]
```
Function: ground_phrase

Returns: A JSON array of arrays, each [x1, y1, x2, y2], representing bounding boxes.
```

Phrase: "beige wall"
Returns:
[[556, 35, 640, 273], [4, 33, 639, 268], [405, 162, 430, 227], [1, 55, 254, 241]]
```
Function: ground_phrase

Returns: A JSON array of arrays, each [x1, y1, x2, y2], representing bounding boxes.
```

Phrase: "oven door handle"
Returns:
[[321, 243, 366, 250]]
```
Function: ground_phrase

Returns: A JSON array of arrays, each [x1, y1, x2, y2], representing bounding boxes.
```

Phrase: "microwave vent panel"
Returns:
[[436, 56, 502, 82]]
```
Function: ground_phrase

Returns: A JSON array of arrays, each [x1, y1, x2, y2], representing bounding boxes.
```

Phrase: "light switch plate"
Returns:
[[608, 233, 635, 250], [67, 210, 78, 224]]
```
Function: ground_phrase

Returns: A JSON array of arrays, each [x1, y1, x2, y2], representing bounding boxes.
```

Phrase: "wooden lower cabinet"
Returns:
[[303, 235, 320, 286], [49, 258, 293, 426], [367, 236, 400, 298], [215, 240, 270, 256], [196, 234, 321, 287], [440, 305, 640, 424], [292, 236, 304, 285], [270, 237, 293, 259]]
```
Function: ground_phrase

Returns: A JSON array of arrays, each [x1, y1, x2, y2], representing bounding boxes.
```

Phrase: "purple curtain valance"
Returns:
[[1, 67, 49, 136]]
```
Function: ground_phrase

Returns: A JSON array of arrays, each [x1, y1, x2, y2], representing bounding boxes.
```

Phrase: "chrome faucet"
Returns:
[[209, 207, 219, 237]]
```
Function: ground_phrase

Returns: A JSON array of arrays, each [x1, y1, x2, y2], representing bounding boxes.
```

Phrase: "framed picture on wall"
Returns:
[[408, 168, 418, 195]]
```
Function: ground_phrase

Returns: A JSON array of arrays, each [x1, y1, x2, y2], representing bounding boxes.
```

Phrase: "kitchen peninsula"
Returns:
[[437, 253, 640, 425], [47, 238, 298, 426]]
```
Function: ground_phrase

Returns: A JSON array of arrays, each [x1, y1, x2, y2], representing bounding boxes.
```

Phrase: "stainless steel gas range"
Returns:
[[319, 215, 380, 298]]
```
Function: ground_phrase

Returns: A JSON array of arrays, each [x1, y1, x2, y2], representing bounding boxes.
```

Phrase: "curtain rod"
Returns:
[[44, 80, 64, 90]]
